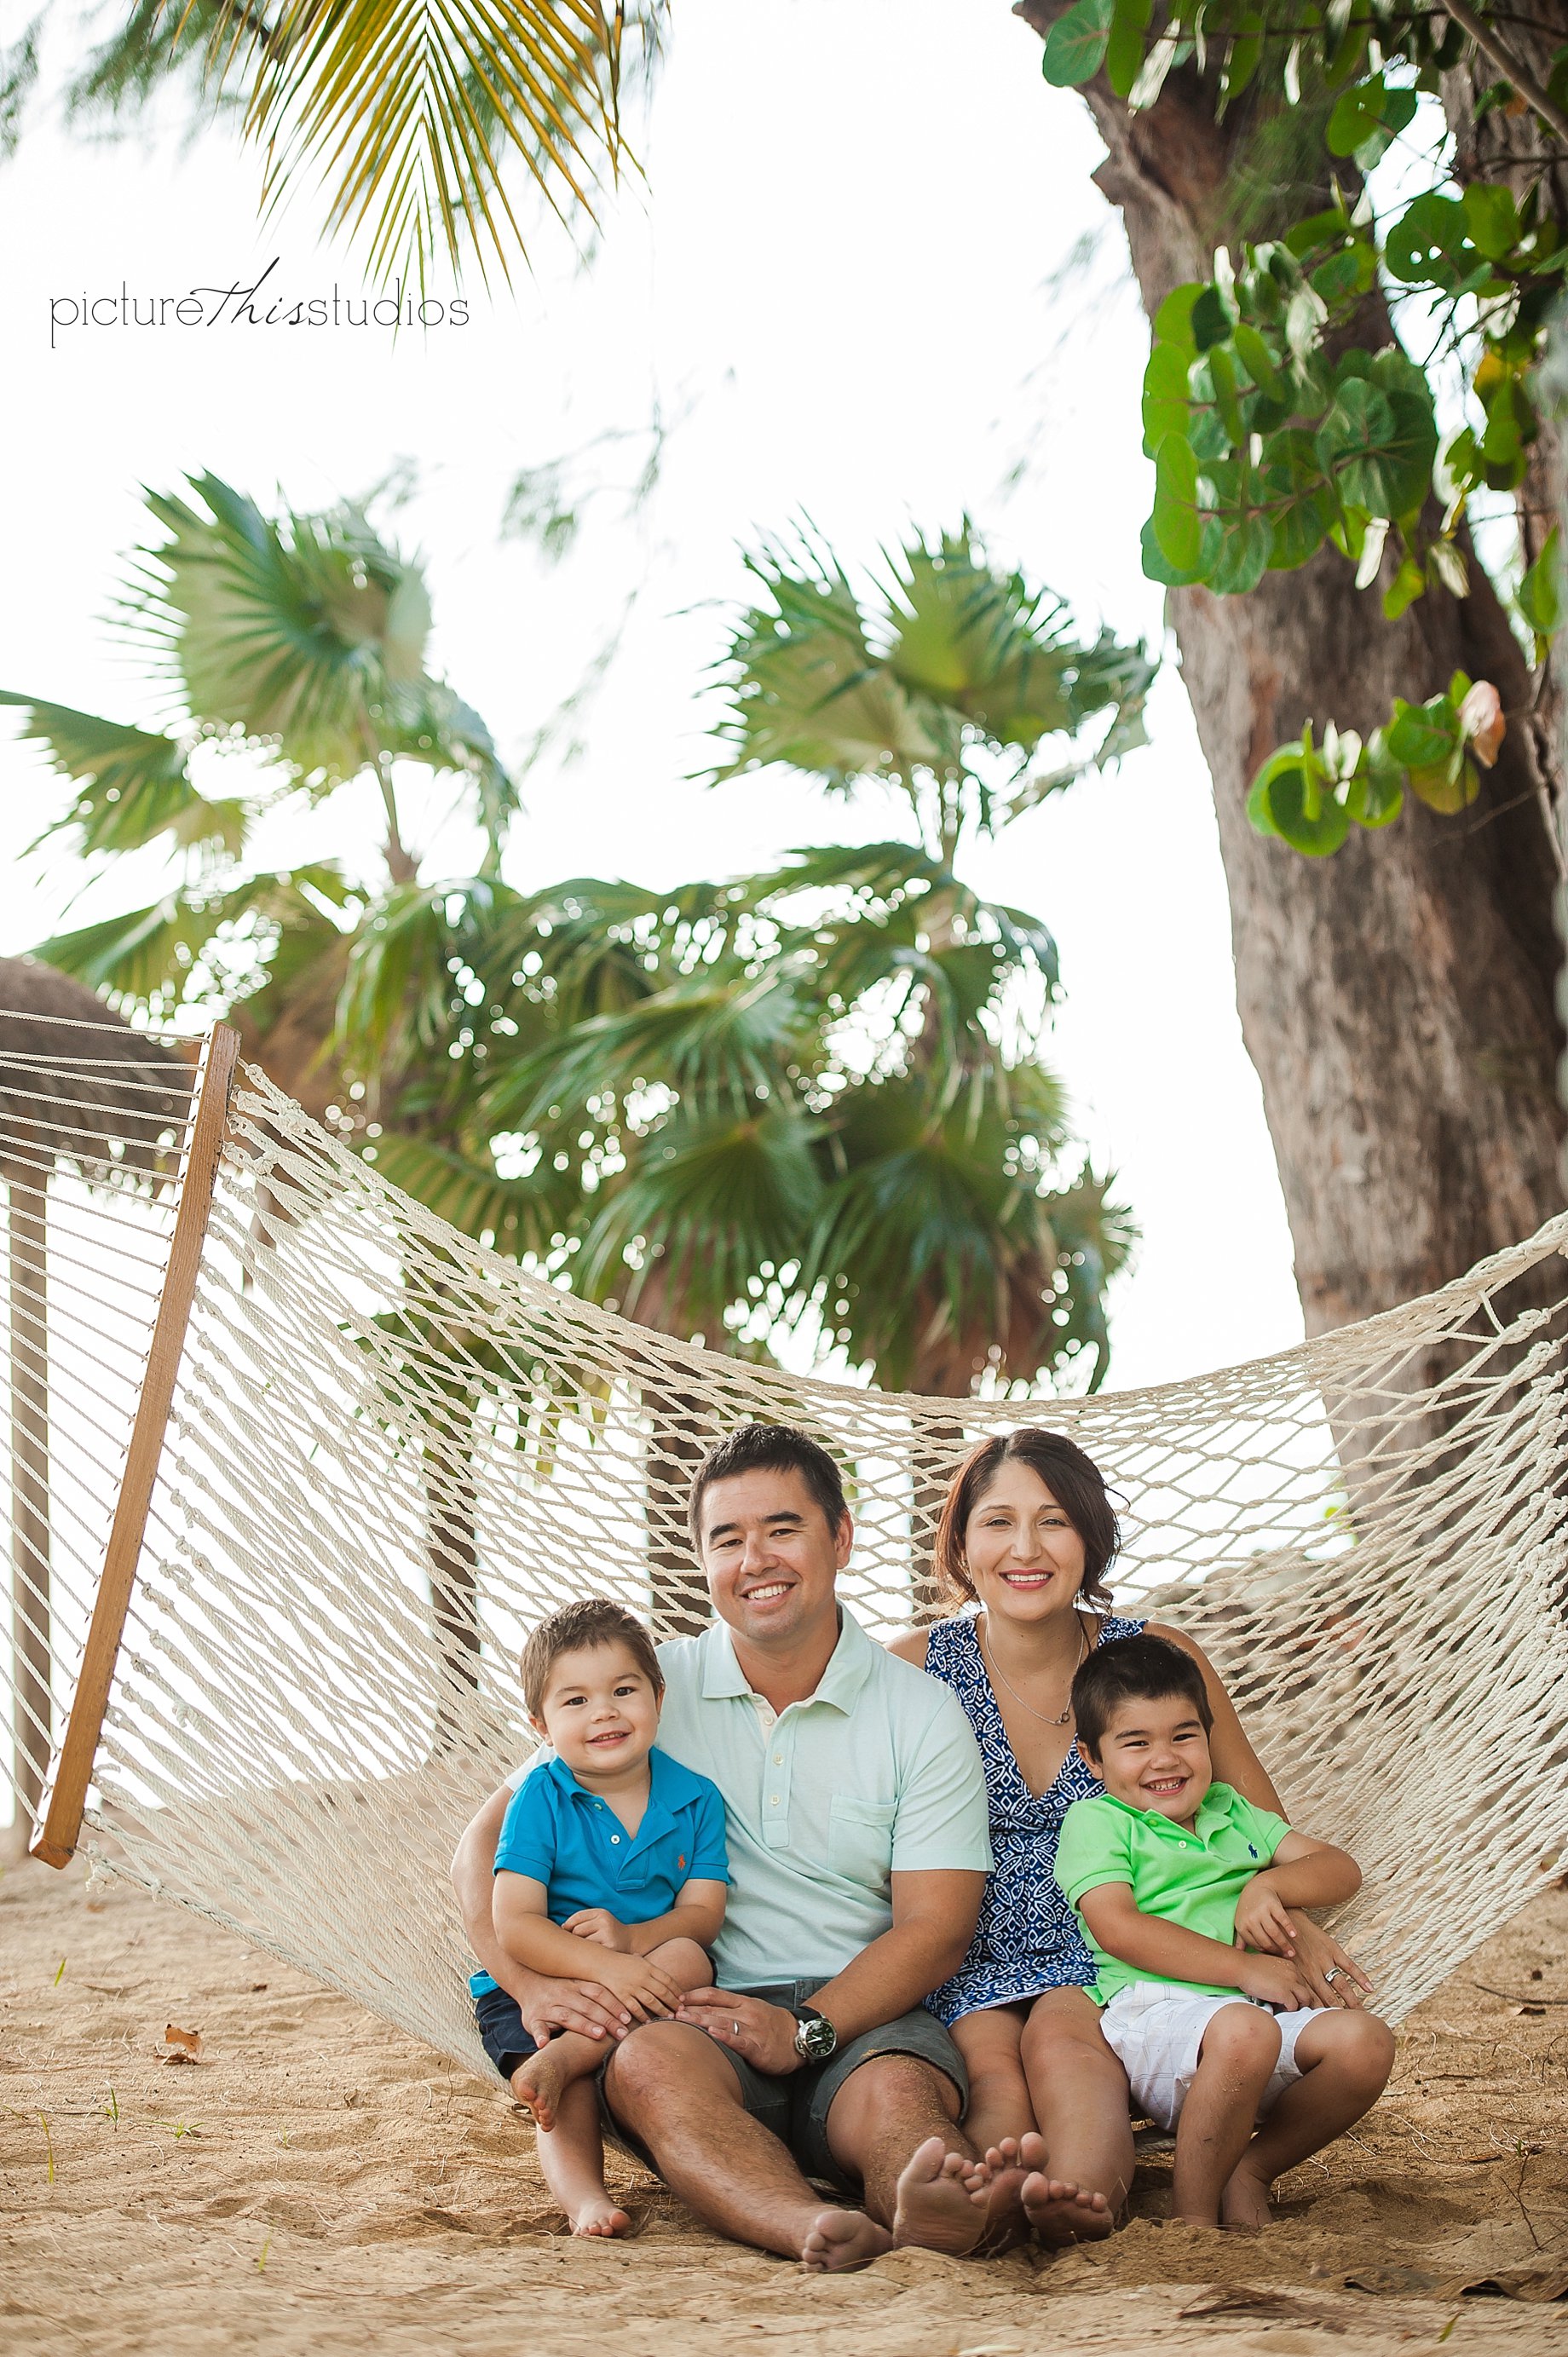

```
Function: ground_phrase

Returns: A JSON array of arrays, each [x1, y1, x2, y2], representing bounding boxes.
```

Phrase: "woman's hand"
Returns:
[[562, 1907, 632, 1952], [1286, 1911, 1373, 2008], [1232, 1872, 1298, 1958], [676, 1988, 802, 2074]]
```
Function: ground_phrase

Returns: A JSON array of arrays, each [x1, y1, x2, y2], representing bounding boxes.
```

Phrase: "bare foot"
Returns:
[[570, 2194, 631, 2239], [969, 2135, 1041, 2254], [800, 2207, 894, 2273], [1020, 2165, 1115, 2247], [891, 2134, 991, 2257], [1219, 2162, 1272, 2233], [511, 2048, 572, 2134]]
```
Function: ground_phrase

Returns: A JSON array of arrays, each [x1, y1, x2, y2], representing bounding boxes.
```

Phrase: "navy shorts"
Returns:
[[474, 1985, 539, 2082]]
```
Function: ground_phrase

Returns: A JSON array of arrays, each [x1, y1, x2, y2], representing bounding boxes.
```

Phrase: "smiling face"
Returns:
[[1079, 1690, 1213, 1823], [532, 1639, 661, 1787], [963, 1458, 1087, 1628], [697, 1463, 850, 1653]]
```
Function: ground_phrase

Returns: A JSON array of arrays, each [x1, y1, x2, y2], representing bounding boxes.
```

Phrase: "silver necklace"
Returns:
[[980, 1613, 1089, 1728]]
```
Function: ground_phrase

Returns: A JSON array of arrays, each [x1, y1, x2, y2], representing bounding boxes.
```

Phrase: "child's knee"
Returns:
[[650, 1936, 712, 1989], [1202, 2003, 1281, 2073], [1317, 2009, 1395, 2089]]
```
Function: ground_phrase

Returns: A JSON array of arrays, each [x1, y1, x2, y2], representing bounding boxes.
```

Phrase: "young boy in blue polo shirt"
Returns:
[[474, 1598, 728, 2237], [1054, 1634, 1394, 2231]]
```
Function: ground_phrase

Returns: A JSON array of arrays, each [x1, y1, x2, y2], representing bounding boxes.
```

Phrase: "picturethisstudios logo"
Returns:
[[49, 258, 470, 349]]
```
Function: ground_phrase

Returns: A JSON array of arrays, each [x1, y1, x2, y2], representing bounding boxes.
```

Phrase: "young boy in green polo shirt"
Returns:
[[1054, 1633, 1394, 2231]]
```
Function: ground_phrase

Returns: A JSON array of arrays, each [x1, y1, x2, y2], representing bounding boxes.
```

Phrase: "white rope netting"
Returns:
[[4, 1009, 1567, 2077]]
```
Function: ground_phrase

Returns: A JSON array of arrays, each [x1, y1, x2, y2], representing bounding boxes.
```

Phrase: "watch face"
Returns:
[[796, 2013, 837, 2060]]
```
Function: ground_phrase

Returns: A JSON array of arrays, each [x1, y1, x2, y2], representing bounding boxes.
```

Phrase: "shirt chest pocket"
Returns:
[[827, 1795, 896, 1885]]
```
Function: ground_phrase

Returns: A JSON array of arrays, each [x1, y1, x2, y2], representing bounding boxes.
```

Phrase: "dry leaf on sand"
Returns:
[[159, 2023, 203, 2064]]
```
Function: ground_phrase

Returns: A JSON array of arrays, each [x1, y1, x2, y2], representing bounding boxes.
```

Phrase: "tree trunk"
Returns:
[[1014, 3, 1565, 1346], [8, 1161, 49, 1833]]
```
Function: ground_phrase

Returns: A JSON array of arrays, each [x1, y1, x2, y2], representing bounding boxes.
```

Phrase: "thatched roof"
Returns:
[[0, 959, 190, 1182]]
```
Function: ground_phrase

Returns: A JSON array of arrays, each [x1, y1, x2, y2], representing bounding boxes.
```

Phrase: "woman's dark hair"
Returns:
[[1072, 1633, 1212, 1756], [932, 1428, 1120, 1611], [688, 1421, 850, 1549]]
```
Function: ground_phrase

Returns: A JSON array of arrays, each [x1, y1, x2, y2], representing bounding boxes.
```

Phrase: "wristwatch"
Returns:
[[792, 2003, 839, 2064]]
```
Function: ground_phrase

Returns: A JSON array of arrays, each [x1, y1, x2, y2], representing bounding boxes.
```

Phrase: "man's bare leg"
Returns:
[[516, 2071, 631, 2238], [515, 1939, 713, 2133], [1017, 1986, 1130, 2242], [825, 2053, 1027, 2256], [603, 2022, 891, 2271]]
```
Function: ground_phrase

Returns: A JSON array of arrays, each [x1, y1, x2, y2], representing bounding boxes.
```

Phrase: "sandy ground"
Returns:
[[3, 1860, 1567, 2357]]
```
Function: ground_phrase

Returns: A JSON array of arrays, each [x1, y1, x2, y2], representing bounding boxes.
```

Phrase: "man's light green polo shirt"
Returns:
[[654, 1609, 992, 1985], [1054, 1782, 1291, 2003]]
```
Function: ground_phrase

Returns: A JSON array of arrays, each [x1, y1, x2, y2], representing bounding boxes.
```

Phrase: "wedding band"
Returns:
[[1323, 1966, 1344, 1985], [732, 2020, 741, 2035]]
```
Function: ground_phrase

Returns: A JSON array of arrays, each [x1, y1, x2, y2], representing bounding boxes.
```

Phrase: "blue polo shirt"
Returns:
[[470, 1745, 728, 1997]]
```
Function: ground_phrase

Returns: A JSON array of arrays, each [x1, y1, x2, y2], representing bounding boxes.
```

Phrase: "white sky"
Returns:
[[0, 0, 1306, 1393]]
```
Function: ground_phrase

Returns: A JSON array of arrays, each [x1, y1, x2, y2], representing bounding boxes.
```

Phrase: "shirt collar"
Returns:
[[698, 1604, 874, 1715]]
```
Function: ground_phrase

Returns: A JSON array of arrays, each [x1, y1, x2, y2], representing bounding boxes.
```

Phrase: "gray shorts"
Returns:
[[601, 1978, 967, 2194]]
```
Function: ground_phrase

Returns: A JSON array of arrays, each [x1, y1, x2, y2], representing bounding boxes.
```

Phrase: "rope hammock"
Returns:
[[4, 1006, 1567, 2083]]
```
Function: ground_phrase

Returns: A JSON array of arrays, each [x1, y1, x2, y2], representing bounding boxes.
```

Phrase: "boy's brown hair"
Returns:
[[519, 1597, 664, 1720]]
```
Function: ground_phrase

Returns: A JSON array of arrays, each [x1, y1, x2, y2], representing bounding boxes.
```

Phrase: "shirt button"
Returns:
[[773, 1754, 783, 1765], [770, 1795, 780, 1806], [611, 1834, 621, 1844]]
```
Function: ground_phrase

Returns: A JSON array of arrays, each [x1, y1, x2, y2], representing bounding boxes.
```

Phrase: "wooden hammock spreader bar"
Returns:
[[32, 1023, 239, 1870]]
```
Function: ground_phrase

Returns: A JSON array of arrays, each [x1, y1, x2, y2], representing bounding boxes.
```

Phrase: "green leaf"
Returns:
[[1142, 342, 1191, 455], [1152, 433, 1204, 574], [1382, 555, 1426, 620], [1384, 695, 1459, 771], [1104, 0, 1151, 98], [1190, 284, 1236, 353], [1347, 738, 1404, 827], [1262, 431, 1334, 571], [1258, 762, 1351, 856], [1327, 72, 1385, 157], [1041, 0, 1114, 86], [1153, 282, 1202, 355], [1231, 323, 1283, 403], [1462, 181, 1521, 262], [1139, 516, 1202, 587], [1316, 377, 1438, 516], [1409, 756, 1479, 815], [1517, 527, 1562, 640], [1385, 193, 1473, 290]]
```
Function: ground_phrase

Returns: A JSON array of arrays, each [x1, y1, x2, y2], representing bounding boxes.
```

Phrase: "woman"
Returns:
[[888, 1427, 1370, 2243]]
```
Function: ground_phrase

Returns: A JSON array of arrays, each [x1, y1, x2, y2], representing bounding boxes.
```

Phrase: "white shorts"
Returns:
[[1098, 1982, 1323, 2133]]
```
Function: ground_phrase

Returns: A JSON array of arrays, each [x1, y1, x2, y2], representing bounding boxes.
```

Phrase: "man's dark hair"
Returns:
[[520, 1597, 664, 1719], [688, 1422, 849, 1549], [1071, 1633, 1213, 1756]]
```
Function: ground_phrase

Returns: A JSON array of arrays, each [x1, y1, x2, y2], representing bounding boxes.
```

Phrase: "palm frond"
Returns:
[[0, 694, 245, 862], [366, 1127, 567, 1259]]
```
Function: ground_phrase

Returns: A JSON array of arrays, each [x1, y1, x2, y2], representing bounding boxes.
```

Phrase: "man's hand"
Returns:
[[514, 1972, 632, 2049], [1233, 1951, 1316, 2010], [676, 1987, 802, 2075], [562, 1907, 631, 1952], [1233, 1872, 1297, 1958], [1286, 1911, 1373, 2008]]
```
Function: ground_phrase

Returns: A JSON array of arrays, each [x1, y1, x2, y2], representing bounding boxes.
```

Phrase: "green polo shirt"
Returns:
[[1054, 1782, 1291, 2003]]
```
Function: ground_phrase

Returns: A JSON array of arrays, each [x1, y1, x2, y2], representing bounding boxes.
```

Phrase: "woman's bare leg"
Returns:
[[949, 2005, 1035, 2155], [1017, 1986, 1129, 2242]]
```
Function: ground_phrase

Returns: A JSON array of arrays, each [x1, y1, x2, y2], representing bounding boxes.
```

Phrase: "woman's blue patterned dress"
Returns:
[[924, 1609, 1146, 2027]]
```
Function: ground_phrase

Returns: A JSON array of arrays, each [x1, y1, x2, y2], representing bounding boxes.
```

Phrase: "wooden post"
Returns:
[[31, 1023, 239, 1870]]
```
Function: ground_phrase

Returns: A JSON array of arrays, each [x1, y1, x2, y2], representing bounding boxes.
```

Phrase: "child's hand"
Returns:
[[1233, 1873, 1297, 1958], [562, 1907, 631, 1952], [1235, 1951, 1316, 2009], [592, 1947, 685, 2021]]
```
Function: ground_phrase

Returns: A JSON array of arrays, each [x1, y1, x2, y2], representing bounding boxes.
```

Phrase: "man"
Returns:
[[452, 1421, 1034, 2268]]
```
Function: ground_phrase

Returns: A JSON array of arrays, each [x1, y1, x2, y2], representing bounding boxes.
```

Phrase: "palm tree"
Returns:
[[10, 1, 664, 282], [0, 958, 186, 1848], [3, 471, 524, 1723]]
